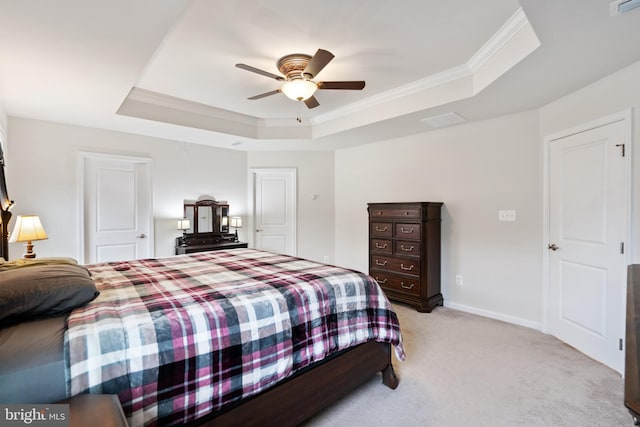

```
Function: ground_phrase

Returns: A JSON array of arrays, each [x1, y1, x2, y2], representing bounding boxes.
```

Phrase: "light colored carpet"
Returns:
[[305, 304, 629, 426]]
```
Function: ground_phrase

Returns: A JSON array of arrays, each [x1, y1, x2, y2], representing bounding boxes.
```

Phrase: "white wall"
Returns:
[[539, 59, 640, 262], [0, 100, 7, 143], [334, 110, 543, 327], [247, 151, 335, 264], [6, 118, 247, 261]]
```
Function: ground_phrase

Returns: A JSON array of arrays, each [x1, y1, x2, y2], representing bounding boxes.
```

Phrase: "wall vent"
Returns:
[[610, 0, 640, 16], [420, 112, 467, 128]]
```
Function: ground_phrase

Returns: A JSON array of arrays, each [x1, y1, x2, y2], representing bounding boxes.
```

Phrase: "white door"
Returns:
[[82, 154, 153, 263], [252, 168, 297, 256], [547, 117, 629, 373]]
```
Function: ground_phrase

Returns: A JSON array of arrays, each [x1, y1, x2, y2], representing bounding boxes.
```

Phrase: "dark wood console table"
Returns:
[[176, 198, 247, 255], [175, 238, 248, 255]]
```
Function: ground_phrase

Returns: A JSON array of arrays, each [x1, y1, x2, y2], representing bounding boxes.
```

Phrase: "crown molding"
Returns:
[[467, 8, 529, 72], [124, 87, 258, 126], [311, 64, 472, 125], [311, 7, 530, 126]]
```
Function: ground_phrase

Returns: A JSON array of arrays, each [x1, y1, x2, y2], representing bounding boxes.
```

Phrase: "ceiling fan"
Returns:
[[235, 49, 365, 109]]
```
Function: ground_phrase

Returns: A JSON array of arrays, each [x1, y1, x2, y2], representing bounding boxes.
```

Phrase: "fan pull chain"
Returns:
[[296, 102, 302, 123]]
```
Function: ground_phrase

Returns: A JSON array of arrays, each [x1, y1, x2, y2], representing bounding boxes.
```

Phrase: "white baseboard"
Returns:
[[444, 301, 541, 331]]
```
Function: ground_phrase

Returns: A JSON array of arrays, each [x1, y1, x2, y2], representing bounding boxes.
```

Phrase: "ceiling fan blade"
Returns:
[[248, 89, 281, 100], [236, 63, 284, 81], [304, 96, 320, 109], [318, 81, 366, 90], [302, 49, 335, 79]]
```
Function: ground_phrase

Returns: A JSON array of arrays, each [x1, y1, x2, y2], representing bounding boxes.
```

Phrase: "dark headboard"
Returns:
[[0, 143, 13, 260]]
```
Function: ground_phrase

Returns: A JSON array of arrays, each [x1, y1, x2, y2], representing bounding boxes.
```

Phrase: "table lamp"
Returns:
[[9, 215, 48, 259], [230, 217, 242, 242], [177, 218, 190, 246]]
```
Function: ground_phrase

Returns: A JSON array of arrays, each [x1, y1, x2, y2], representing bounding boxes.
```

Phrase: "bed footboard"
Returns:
[[196, 341, 397, 427]]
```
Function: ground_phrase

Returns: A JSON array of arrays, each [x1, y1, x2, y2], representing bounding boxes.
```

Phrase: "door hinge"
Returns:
[[620, 338, 624, 351], [621, 242, 625, 254], [616, 143, 626, 157]]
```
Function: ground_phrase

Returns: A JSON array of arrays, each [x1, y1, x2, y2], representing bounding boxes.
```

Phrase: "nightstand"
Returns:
[[60, 394, 128, 427]]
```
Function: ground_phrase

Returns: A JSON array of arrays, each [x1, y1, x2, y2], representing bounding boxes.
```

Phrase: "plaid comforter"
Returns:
[[65, 249, 404, 426]]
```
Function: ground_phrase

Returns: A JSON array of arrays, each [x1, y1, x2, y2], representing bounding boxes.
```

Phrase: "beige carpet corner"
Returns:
[[305, 305, 628, 427]]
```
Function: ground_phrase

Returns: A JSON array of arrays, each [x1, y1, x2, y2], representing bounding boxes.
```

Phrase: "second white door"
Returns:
[[252, 168, 297, 256]]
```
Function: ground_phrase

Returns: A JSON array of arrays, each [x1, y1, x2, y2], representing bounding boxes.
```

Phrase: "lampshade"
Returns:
[[9, 215, 48, 243], [281, 79, 318, 101], [230, 217, 243, 228], [177, 218, 191, 231]]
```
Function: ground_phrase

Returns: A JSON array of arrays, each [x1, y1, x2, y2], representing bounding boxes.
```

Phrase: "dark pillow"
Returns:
[[0, 257, 79, 272], [0, 264, 99, 327]]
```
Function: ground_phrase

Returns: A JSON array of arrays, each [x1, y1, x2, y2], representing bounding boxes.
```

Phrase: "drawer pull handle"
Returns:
[[375, 243, 388, 249], [375, 260, 388, 266], [400, 227, 414, 234], [401, 282, 415, 290], [400, 245, 415, 252], [405, 211, 410, 215], [400, 263, 414, 271], [377, 278, 388, 284], [375, 226, 388, 232]]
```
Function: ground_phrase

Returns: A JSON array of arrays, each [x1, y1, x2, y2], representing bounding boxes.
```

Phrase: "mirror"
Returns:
[[198, 205, 213, 233], [183, 199, 229, 235]]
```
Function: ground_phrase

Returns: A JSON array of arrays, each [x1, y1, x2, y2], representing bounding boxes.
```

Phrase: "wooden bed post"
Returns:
[[0, 143, 13, 261], [0, 209, 10, 260]]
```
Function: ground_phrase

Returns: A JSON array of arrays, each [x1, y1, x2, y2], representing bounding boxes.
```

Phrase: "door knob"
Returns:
[[256, 229, 263, 232], [137, 234, 146, 239], [548, 243, 559, 251]]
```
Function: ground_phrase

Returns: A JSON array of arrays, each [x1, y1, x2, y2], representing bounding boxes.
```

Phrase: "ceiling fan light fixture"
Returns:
[[281, 79, 318, 101]]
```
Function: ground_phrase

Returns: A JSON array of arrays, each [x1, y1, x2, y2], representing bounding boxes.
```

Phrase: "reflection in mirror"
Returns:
[[198, 206, 213, 233]]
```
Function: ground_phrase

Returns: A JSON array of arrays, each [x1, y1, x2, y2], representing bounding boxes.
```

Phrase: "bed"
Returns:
[[0, 153, 404, 426]]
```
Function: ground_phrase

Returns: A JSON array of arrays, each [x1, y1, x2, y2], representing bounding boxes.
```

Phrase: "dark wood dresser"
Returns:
[[368, 202, 443, 312], [625, 264, 640, 425]]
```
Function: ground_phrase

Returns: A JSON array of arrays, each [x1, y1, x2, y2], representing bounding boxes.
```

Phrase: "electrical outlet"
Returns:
[[455, 275, 463, 286], [498, 210, 516, 221]]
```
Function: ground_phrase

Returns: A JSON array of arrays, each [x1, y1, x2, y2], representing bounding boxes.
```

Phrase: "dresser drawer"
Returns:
[[371, 271, 420, 296], [370, 222, 392, 237], [371, 255, 421, 277], [371, 238, 392, 254], [394, 240, 421, 257], [370, 208, 421, 219], [395, 222, 421, 239]]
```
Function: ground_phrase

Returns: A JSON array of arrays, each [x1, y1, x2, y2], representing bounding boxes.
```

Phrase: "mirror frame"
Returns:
[[183, 199, 229, 236]]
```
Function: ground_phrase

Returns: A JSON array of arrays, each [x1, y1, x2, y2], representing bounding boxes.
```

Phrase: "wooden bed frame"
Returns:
[[196, 341, 398, 426], [0, 148, 400, 425]]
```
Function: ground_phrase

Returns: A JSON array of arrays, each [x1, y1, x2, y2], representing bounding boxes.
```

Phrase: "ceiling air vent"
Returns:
[[610, 0, 640, 16], [420, 112, 467, 128]]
